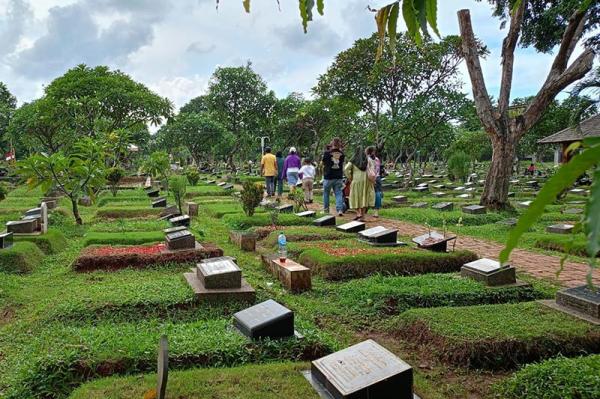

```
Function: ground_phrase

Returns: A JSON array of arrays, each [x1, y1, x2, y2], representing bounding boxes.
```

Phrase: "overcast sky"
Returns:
[[0, 0, 585, 111]]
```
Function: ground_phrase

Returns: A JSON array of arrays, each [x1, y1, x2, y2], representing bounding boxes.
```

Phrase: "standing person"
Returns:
[[322, 138, 345, 216], [366, 146, 383, 217], [299, 157, 316, 204], [260, 147, 277, 197], [275, 151, 285, 198], [282, 147, 301, 195], [344, 146, 375, 221]]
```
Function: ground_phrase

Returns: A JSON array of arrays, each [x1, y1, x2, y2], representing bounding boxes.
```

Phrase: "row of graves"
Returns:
[[1, 198, 53, 249]]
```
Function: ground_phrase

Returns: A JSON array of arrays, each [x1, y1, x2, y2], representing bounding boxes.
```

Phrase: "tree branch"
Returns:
[[498, 0, 526, 118], [457, 9, 498, 137], [550, 8, 588, 75]]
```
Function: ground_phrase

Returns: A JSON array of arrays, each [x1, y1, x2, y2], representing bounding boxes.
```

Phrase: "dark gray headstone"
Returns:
[[296, 210, 316, 218], [217, 182, 227, 187], [276, 204, 293, 213], [165, 229, 195, 250], [556, 285, 600, 320], [196, 258, 242, 289], [462, 205, 486, 214], [6, 219, 36, 234], [507, 192, 516, 198], [311, 339, 413, 399], [433, 184, 446, 189], [432, 192, 445, 198], [152, 197, 167, 208], [25, 207, 41, 217], [563, 208, 584, 215], [157, 335, 168, 399], [546, 223, 574, 234], [569, 188, 587, 196], [359, 226, 399, 246], [412, 231, 455, 252], [314, 215, 336, 227], [163, 225, 187, 234], [432, 202, 453, 211], [223, 183, 234, 190], [413, 186, 428, 193], [393, 195, 408, 204], [146, 188, 160, 198], [233, 299, 294, 340], [410, 202, 427, 209], [169, 215, 191, 227], [337, 221, 366, 233], [0, 232, 14, 249]]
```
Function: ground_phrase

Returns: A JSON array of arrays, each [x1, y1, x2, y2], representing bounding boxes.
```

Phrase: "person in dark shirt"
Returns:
[[321, 137, 345, 216]]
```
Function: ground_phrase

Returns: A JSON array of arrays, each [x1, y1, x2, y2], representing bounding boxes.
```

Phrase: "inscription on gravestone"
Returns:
[[461, 258, 516, 286], [337, 221, 366, 233], [556, 285, 600, 320], [233, 299, 294, 340], [314, 215, 336, 227], [296, 210, 316, 218], [197, 258, 242, 289]]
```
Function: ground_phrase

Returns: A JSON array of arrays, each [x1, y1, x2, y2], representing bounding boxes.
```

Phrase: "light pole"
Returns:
[[257, 136, 270, 155]]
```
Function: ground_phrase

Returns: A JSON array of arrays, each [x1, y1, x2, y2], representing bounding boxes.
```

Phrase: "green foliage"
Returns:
[[447, 129, 491, 162], [447, 150, 471, 182], [95, 207, 161, 219], [82, 231, 164, 247], [0, 241, 44, 273], [142, 151, 170, 180], [0, 81, 17, 152], [169, 174, 188, 214], [289, 189, 307, 212], [105, 167, 125, 197], [0, 182, 8, 201], [185, 168, 200, 186], [223, 213, 312, 230], [239, 181, 264, 217], [15, 230, 67, 254], [380, 207, 504, 227], [496, 355, 600, 399]]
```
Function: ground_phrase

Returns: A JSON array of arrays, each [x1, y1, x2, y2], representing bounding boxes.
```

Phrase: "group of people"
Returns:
[[260, 138, 384, 221]]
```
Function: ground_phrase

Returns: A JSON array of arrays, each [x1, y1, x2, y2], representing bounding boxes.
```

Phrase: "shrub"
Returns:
[[15, 229, 67, 254], [223, 213, 312, 230], [185, 168, 200, 186], [82, 231, 165, 247], [447, 150, 470, 182], [95, 207, 161, 219], [0, 241, 44, 273], [533, 233, 595, 257], [240, 180, 263, 216], [0, 182, 8, 201], [106, 167, 125, 197], [169, 175, 187, 214], [496, 355, 600, 399]]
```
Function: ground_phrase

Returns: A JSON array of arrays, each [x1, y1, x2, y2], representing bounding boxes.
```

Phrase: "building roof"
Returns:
[[538, 114, 600, 144]]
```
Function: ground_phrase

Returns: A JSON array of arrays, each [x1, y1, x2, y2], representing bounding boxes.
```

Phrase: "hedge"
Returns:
[[533, 233, 595, 257], [298, 247, 478, 280], [0, 241, 45, 274], [222, 213, 313, 230], [15, 229, 67, 254], [95, 207, 162, 219], [380, 207, 505, 227], [82, 231, 165, 247], [496, 354, 600, 399], [262, 226, 348, 247]]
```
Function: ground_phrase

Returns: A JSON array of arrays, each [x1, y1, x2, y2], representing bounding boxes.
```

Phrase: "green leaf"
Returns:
[[317, 0, 324, 15], [402, 0, 421, 45], [306, 0, 315, 21], [414, 0, 428, 37], [425, 0, 439, 37], [585, 165, 600, 280], [243, 0, 250, 13], [387, 3, 399, 60], [375, 5, 391, 60], [500, 144, 600, 264], [299, 0, 309, 33]]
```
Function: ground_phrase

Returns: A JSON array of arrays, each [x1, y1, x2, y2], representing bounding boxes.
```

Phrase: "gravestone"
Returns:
[[433, 184, 446, 189], [206, 180, 215, 184], [0, 232, 13, 249], [152, 197, 167, 208], [337, 221, 366, 233], [509, 179, 519, 184], [410, 202, 427, 209], [164, 225, 187, 234], [223, 183, 234, 190], [464, 187, 476, 192], [358, 226, 400, 246], [314, 215, 336, 227], [499, 218, 517, 227], [525, 180, 538, 188], [456, 193, 470, 199], [165, 229, 195, 250], [569, 188, 587, 196], [517, 200, 532, 208], [22, 215, 41, 232], [197, 257, 241, 289], [187, 202, 198, 216], [146, 188, 160, 198], [507, 192, 515, 197], [233, 299, 295, 340], [169, 215, 191, 227], [413, 186, 428, 193], [546, 223, 574, 234], [159, 205, 179, 218], [563, 208, 584, 215], [157, 335, 168, 399], [25, 207, 41, 217], [393, 195, 408, 204], [556, 285, 600, 320], [276, 204, 293, 213], [40, 202, 48, 233], [40, 198, 57, 209], [271, 258, 312, 293], [296, 210, 316, 218], [432, 192, 446, 198], [309, 339, 414, 399], [453, 186, 465, 191], [229, 230, 257, 251], [461, 258, 516, 286], [217, 182, 227, 187], [6, 219, 36, 234], [412, 231, 456, 252], [462, 205, 486, 215], [432, 202, 453, 211]]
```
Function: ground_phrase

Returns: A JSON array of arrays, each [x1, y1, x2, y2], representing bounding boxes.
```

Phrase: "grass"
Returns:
[[15, 230, 68, 254], [380, 207, 505, 227], [0, 241, 45, 273], [69, 362, 318, 399], [222, 213, 313, 230], [95, 207, 162, 219], [82, 231, 165, 246]]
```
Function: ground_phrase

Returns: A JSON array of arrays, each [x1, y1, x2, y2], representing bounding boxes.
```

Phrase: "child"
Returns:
[[299, 158, 316, 204]]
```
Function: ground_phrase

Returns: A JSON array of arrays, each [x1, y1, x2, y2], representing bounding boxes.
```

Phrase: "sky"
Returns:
[[0, 0, 588, 111]]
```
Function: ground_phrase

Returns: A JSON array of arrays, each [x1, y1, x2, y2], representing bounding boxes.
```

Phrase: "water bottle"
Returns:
[[278, 232, 287, 263]]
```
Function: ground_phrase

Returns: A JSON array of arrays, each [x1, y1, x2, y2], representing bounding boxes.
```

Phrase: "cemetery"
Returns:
[[0, 1, 599, 399]]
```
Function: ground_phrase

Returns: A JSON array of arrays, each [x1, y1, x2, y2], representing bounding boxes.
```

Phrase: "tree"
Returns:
[[571, 66, 600, 120], [142, 151, 171, 192], [168, 175, 187, 214], [18, 138, 106, 225], [0, 82, 16, 153], [106, 166, 125, 197], [457, 0, 598, 209]]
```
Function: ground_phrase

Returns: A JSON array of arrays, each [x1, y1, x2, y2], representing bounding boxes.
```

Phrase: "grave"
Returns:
[[40, 197, 59, 209], [462, 205, 486, 215], [146, 188, 160, 198], [21, 215, 41, 232], [229, 230, 257, 251], [217, 182, 227, 187], [433, 184, 446, 189], [525, 180, 538, 188], [456, 193, 470, 199], [432, 202, 453, 211], [413, 186, 428, 193], [499, 218, 517, 227], [165, 229, 196, 250], [6, 219, 37, 234], [159, 205, 180, 218], [555, 285, 600, 321], [296, 210, 316, 218], [410, 202, 427, 209], [206, 180, 215, 184], [152, 197, 167, 208], [393, 195, 408, 204], [308, 339, 414, 399], [169, 215, 190, 227], [507, 192, 515, 197], [0, 232, 13, 249], [187, 202, 198, 216], [337, 221, 366, 233], [314, 215, 336, 227], [432, 192, 446, 198], [460, 258, 516, 286], [25, 207, 41, 217], [163, 225, 187, 234], [563, 208, 584, 215], [358, 226, 401, 247], [546, 223, 574, 234], [412, 231, 456, 252], [454, 186, 465, 191], [276, 204, 293, 213], [270, 258, 312, 293], [509, 179, 519, 184], [222, 183, 234, 190], [517, 200, 532, 208], [233, 299, 295, 340], [464, 187, 476, 192], [569, 188, 588, 196]]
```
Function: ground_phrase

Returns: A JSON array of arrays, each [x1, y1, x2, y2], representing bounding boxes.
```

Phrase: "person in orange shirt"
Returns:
[[261, 147, 277, 197]]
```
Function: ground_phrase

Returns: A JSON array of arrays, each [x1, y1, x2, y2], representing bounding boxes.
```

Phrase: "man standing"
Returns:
[[261, 147, 277, 197], [321, 138, 345, 216]]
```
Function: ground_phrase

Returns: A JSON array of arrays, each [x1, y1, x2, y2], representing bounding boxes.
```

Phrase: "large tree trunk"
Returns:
[[480, 134, 516, 210], [71, 198, 82, 225]]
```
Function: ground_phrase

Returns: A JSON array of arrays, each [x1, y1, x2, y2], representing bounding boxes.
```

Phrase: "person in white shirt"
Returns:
[[299, 158, 316, 204]]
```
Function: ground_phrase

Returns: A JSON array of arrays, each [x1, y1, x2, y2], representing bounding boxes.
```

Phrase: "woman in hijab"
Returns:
[[282, 147, 301, 194], [344, 146, 375, 221]]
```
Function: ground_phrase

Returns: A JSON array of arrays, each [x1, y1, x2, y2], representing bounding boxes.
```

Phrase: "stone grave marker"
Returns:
[[233, 299, 295, 340], [309, 339, 414, 399], [159, 205, 180, 218], [569, 188, 588, 196], [507, 192, 516, 197], [517, 200, 532, 208], [6, 219, 36, 234], [462, 205, 486, 215], [152, 197, 167, 208], [276, 204, 293, 213], [185, 257, 255, 303], [525, 180, 539, 188], [229, 230, 257, 251], [563, 208, 584, 215], [413, 186, 428, 193], [432, 192, 446, 198], [461, 258, 516, 286], [206, 180, 215, 184], [412, 231, 456, 252], [0, 232, 13, 249], [453, 186, 465, 191], [165, 229, 195, 250], [314, 215, 336, 227], [164, 225, 187, 234], [169, 214, 191, 227], [157, 335, 168, 399], [410, 202, 427, 208], [433, 184, 445, 189], [509, 179, 519, 184], [432, 202, 453, 211], [40, 202, 48, 233], [358, 226, 400, 246], [567, 200, 586, 205], [546, 223, 574, 234], [423, 174, 433, 178], [296, 210, 316, 218], [499, 218, 517, 227], [146, 188, 160, 198], [465, 182, 474, 187], [556, 285, 600, 321], [393, 195, 408, 204], [25, 207, 41, 217], [187, 202, 198, 216], [223, 183, 234, 190], [456, 193, 470, 199], [217, 182, 227, 187], [464, 187, 476, 192], [337, 221, 366, 233], [197, 257, 242, 289], [22, 214, 41, 232], [270, 258, 312, 293]]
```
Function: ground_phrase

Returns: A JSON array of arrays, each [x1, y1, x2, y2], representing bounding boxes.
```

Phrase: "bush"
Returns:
[[447, 151, 470, 182], [380, 207, 504, 227], [533, 233, 595, 257], [95, 207, 161, 219], [82, 231, 165, 247], [15, 229, 67, 254], [223, 213, 312, 230], [106, 167, 125, 197], [240, 180, 263, 216], [0, 182, 8, 201], [496, 355, 600, 399], [185, 168, 200, 186], [169, 175, 187, 214], [0, 241, 44, 273]]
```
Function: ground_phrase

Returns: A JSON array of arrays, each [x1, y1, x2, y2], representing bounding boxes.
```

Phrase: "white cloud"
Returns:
[[148, 75, 208, 110]]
